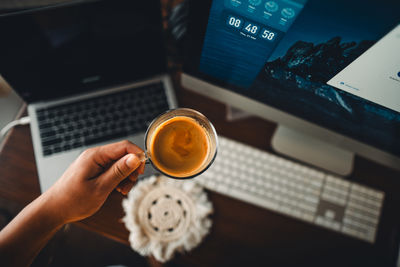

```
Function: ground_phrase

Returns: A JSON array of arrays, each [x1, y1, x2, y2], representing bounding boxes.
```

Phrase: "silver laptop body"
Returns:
[[28, 75, 177, 192]]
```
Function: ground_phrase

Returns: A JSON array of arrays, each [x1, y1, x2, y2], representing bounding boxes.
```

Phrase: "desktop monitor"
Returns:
[[181, 0, 400, 175]]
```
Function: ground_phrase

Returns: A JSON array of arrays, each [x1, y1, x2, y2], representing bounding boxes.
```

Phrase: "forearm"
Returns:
[[0, 193, 65, 267]]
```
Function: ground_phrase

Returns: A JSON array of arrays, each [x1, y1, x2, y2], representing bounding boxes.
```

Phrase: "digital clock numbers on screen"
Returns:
[[243, 21, 260, 35], [227, 15, 243, 28], [226, 15, 276, 41]]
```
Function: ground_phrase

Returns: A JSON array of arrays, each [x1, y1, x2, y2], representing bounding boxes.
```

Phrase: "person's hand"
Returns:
[[42, 140, 146, 224]]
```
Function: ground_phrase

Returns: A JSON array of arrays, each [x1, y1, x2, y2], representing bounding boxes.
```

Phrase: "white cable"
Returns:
[[0, 116, 31, 137]]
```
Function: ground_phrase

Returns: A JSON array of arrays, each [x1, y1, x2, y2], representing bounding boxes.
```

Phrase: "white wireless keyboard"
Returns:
[[196, 136, 385, 243]]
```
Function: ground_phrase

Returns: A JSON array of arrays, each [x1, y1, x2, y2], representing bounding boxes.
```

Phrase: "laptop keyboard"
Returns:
[[37, 82, 170, 157]]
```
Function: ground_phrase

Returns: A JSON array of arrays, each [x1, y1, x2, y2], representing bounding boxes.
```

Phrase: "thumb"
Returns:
[[99, 153, 141, 189]]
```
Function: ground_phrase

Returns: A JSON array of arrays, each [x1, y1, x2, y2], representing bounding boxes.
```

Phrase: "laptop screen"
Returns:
[[0, 0, 167, 103]]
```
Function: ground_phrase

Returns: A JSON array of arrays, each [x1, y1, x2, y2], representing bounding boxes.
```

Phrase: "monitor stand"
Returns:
[[271, 125, 354, 176], [225, 105, 253, 121]]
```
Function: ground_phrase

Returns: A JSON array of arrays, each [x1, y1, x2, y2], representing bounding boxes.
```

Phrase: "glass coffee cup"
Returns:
[[142, 108, 218, 179]]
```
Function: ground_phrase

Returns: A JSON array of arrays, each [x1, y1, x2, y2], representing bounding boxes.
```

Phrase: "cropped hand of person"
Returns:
[[43, 140, 146, 224], [0, 140, 146, 266]]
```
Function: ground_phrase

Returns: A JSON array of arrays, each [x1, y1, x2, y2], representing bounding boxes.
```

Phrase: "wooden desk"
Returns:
[[1, 75, 400, 266]]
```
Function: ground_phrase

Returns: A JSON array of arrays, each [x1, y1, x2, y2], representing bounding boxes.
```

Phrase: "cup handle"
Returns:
[[138, 152, 151, 165]]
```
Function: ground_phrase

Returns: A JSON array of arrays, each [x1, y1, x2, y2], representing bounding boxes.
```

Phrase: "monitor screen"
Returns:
[[0, 0, 166, 103], [183, 0, 400, 158]]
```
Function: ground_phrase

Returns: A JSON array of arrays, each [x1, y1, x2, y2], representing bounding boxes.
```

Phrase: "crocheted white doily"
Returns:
[[122, 175, 213, 262]]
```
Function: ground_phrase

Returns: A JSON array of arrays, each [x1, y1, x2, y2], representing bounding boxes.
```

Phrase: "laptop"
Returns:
[[0, 0, 177, 192]]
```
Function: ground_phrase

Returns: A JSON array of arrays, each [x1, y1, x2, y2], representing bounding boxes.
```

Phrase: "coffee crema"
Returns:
[[149, 116, 210, 177]]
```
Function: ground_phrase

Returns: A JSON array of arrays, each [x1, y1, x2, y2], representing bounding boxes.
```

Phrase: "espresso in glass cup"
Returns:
[[143, 108, 218, 179]]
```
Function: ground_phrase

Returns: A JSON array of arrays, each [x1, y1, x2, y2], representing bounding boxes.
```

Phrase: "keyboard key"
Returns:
[[72, 142, 83, 148], [40, 130, 57, 138], [39, 122, 52, 129], [42, 138, 62, 147], [37, 115, 46, 122], [36, 109, 46, 116], [84, 130, 128, 146], [43, 149, 53, 156]]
